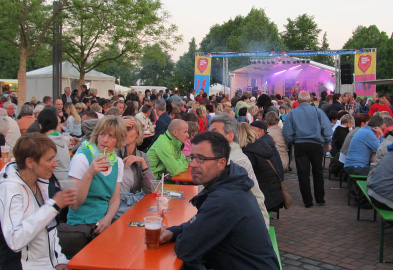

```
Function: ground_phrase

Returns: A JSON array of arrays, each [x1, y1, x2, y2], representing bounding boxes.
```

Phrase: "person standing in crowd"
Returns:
[[168, 90, 183, 103], [344, 92, 357, 117], [327, 93, 345, 115], [43, 96, 53, 106], [257, 94, 279, 121], [63, 103, 83, 138], [3, 102, 21, 153], [55, 99, 67, 124], [283, 91, 332, 208], [238, 123, 284, 212], [368, 93, 393, 116], [196, 107, 208, 132], [266, 111, 289, 172], [0, 133, 76, 270]]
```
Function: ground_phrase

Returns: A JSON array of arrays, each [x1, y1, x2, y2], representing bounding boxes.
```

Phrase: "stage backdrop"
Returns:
[[354, 52, 376, 96], [194, 56, 211, 94]]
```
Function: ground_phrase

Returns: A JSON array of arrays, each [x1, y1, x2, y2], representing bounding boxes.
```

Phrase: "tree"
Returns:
[[343, 25, 392, 92], [312, 32, 334, 66], [168, 38, 197, 92], [0, 0, 67, 106], [199, 8, 285, 84], [281, 14, 321, 50], [133, 44, 175, 86], [62, 0, 181, 89]]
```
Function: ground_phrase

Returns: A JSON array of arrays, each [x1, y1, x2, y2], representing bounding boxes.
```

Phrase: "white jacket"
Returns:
[[0, 163, 68, 269]]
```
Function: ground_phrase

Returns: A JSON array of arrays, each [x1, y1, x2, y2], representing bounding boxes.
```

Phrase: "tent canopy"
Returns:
[[26, 61, 115, 102]]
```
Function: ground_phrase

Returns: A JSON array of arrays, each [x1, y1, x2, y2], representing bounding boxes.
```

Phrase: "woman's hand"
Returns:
[[123, 155, 146, 168], [88, 156, 110, 175], [93, 217, 111, 234], [55, 264, 69, 270], [52, 189, 77, 209]]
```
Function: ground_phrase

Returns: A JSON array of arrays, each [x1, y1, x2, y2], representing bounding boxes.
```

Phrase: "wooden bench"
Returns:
[[356, 180, 393, 263], [269, 226, 282, 270], [348, 174, 368, 206]]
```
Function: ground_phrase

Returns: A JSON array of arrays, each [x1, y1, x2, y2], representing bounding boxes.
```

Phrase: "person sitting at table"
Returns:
[[150, 99, 171, 147], [67, 116, 127, 241], [159, 132, 280, 270], [0, 133, 76, 270], [38, 106, 71, 181], [135, 104, 153, 131], [147, 119, 189, 179], [367, 149, 393, 211], [209, 114, 270, 228], [182, 121, 199, 157], [115, 117, 155, 219], [344, 115, 384, 175]]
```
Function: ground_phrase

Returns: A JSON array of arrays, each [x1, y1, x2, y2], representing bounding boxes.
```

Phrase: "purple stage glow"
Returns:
[[289, 65, 301, 70], [309, 65, 320, 70], [273, 70, 286, 75]]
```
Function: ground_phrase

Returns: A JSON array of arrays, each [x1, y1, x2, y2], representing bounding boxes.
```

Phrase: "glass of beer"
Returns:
[[144, 216, 162, 249], [1, 145, 9, 162]]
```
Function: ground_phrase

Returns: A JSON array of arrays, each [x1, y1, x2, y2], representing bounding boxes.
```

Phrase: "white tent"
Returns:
[[114, 84, 131, 93], [26, 61, 115, 101]]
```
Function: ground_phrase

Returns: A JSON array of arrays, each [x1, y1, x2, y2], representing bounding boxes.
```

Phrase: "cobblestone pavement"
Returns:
[[274, 159, 393, 270]]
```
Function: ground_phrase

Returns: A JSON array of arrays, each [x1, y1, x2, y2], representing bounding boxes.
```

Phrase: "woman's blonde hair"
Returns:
[[64, 103, 81, 124], [237, 122, 259, 148], [216, 103, 224, 112], [248, 105, 259, 115], [90, 116, 127, 149], [122, 116, 144, 146]]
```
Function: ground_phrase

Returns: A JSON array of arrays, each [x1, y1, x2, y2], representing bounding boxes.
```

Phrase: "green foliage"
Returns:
[[168, 38, 197, 93], [343, 25, 393, 93], [312, 32, 334, 66], [62, 0, 181, 82], [281, 14, 321, 50]]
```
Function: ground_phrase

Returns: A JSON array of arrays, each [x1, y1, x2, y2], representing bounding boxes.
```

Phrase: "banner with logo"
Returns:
[[354, 52, 376, 96], [194, 56, 211, 93]]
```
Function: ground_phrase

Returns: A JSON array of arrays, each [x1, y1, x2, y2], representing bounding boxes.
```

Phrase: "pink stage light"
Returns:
[[273, 70, 286, 75], [289, 65, 301, 70], [309, 65, 320, 70]]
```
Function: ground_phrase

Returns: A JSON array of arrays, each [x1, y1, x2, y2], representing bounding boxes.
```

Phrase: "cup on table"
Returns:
[[156, 194, 170, 217], [58, 179, 77, 190], [1, 145, 9, 162], [144, 216, 162, 250]]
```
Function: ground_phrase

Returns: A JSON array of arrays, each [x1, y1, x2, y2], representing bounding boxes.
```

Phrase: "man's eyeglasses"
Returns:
[[186, 155, 223, 163]]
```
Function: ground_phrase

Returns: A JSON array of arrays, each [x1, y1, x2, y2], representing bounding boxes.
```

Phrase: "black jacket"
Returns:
[[168, 162, 279, 270], [328, 101, 345, 114], [242, 138, 284, 211], [331, 126, 350, 157]]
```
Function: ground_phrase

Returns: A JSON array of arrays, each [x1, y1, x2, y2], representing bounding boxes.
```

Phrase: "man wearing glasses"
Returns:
[[159, 132, 279, 270]]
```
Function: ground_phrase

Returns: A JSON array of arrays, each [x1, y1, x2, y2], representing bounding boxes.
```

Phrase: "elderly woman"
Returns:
[[238, 122, 284, 212], [17, 104, 35, 135], [67, 116, 127, 235], [115, 117, 155, 218], [38, 106, 71, 181], [75, 102, 87, 117], [266, 111, 289, 172], [0, 133, 76, 269]]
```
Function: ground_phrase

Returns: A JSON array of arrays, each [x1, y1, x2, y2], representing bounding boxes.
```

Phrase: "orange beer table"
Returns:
[[67, 184, 198, 270], [171, 167, 193, 182]]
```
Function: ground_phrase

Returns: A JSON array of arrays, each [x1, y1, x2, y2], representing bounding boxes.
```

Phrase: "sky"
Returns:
[[161, 0, 393, 61]]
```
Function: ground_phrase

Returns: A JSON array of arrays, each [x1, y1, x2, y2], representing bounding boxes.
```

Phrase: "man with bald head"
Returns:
[[283, 91, 332, 208], [147, 119, 189, 178]]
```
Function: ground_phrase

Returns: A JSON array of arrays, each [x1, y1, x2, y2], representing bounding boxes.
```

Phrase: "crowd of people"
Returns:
[[1, 84, 393, 269]]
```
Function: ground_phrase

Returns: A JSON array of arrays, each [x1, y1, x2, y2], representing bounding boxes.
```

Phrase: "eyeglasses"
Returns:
[[186, 155, 223, 163]]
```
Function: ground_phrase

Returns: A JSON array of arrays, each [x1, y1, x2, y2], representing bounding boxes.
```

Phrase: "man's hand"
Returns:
[[325, 145, 332, 152], [159, 229, 173, 244]]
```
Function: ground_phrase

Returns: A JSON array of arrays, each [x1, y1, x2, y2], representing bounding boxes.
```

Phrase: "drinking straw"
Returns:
[[104, 147, 107, 156], [161, 173, 164, 197]]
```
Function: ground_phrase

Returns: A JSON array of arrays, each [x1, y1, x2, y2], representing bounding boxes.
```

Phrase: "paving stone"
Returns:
[[319, 263, 342, 270], [300, 258, 322, 266], [304, 265, 322, 270], [282, 253, 303, 260], [284, 259, 303, 266]]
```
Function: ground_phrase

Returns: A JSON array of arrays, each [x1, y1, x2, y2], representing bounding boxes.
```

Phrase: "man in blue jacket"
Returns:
[[283, 91, 332, 208], [159, 131, 279, 270]]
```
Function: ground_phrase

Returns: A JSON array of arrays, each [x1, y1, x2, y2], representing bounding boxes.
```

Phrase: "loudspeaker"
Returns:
[[340, 63, 353, 84]]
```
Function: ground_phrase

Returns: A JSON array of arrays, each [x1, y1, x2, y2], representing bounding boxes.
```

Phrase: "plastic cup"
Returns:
[[1, 145, 9, 161], [98, 153, 110, 172], [144, 216, 162, 249], [58, 179, 77, 190], [156, 195, 170, 217], [149, 180, 161, 198]]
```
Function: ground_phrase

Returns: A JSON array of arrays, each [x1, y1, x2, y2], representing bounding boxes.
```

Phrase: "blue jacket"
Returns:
[[283, 102, 332, 145], [168, 162, 279, 270]]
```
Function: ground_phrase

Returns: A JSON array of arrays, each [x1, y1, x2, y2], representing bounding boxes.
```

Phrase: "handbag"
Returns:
[[57, 223, 96, 258], [266, 159, 292, 209]]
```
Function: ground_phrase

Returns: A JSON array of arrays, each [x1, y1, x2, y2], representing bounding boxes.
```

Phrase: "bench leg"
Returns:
[[380, 219, 385, 263]]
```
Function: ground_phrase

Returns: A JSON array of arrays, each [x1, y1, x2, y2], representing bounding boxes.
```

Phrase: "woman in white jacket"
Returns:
[[0, 133, 76, 270]]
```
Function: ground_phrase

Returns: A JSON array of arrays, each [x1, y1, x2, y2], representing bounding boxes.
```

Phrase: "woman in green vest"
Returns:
[[67, 116, 127, 235]]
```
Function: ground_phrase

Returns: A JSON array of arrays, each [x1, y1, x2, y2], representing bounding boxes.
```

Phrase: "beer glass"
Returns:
[[144, 216, 162, 249]]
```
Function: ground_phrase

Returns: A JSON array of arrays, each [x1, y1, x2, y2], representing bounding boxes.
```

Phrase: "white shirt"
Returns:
[[135, 112, 153, 130], [68, 153, 124, 183], [5, 116, 21, 154]]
